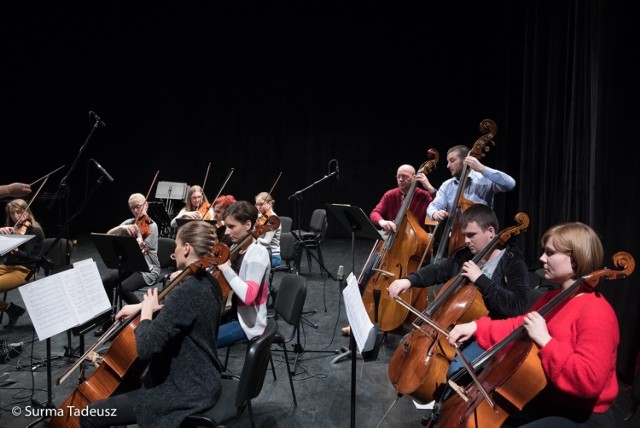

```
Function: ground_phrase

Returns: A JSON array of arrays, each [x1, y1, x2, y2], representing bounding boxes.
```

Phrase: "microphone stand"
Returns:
[[48, 113, 103, 211]]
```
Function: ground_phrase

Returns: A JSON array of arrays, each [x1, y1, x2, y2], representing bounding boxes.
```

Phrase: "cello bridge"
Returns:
[[371, 268, 394, 278], [447, 379, 469, 402]]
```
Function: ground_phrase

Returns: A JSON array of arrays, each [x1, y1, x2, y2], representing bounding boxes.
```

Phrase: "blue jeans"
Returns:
[[443, 340, 484, 400], [217, 320, 247, 349]]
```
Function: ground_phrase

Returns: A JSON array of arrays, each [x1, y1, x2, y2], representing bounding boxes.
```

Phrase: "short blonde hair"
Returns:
[[541, 222, 603, 277]]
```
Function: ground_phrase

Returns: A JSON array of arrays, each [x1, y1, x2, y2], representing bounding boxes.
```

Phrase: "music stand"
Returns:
[[91, 233, 149, 323], [325, 204, 384, 428], [147, 201, 173, 238]]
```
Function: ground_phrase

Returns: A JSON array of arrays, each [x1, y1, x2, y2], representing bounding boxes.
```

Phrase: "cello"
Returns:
[[360, 149, 439, 332], [387, 212, 529, 404], [431, 251, 635, 427], [49, 242, 231, 428], [432, 119, 496, 264]]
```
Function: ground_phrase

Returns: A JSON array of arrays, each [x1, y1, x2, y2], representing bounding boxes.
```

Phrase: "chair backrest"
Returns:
[[279, 232, 297, 263], [308, 209, 328, 243], [274, 274, 306, 330], [157, 237, 177, 270], [42, 238, 72, 275], [235, 318, 277, 407], [279, 216, 293, 233]]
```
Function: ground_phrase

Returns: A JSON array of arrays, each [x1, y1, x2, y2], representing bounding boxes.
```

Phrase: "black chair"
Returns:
[[279, 215, 293, 233], [292, 208, 328, 274], [183, 318, 278, 428], [156, 236, 177, 287], [271, 273, 305, 404], [269, 232, 298, 285]]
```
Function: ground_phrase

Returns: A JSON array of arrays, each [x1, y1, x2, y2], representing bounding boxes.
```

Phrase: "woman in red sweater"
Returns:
[[448, 222, 619, 427]]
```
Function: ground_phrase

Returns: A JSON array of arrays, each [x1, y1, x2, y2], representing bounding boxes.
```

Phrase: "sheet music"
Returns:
[[0, 234, 35, 256], [342, 272, 376, 353], [19, 259, 111, 341]]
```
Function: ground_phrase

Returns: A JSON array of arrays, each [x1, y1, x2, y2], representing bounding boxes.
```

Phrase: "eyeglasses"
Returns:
[[395, 175, 412, 181], [255, 202, 265, 207], [129, 204, 145, 211]]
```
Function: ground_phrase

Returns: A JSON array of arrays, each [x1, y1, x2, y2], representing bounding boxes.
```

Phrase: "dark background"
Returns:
[[2, 2, 639, 380]]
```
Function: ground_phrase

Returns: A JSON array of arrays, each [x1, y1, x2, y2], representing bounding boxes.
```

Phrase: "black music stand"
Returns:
[[147, 201, 173, 238], [326, 203, 384, 428], [91, 233, 149, 323]]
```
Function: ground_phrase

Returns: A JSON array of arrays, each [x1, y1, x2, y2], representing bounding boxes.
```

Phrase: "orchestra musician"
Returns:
[[0, 198, 44, 327], [448, 222, 619, 427], [80, 220, 223, 428], [212, 194, 236, 246], [342, 163, 437, 336], [388, 204, 530, 422], [371, 164, 437, 234], [169, 185, 213, 228], [427, 145, 515, 222], [96, 193, 161, 336], [254, 191, 281, 268], [215, 201, 271, 349]]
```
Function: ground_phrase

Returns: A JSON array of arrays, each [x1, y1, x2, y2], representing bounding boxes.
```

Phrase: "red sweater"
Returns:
[[474, 289, 619, 414]]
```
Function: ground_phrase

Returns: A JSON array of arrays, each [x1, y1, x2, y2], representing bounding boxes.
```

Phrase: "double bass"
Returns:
[[432, 119, 496, 264], [431, 251, 635, 427], [360, 149, 439, 332], [49, 242, 231, 428], [388, 212, 529, 404]]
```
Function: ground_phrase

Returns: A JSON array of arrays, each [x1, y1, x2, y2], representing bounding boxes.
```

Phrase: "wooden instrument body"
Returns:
[[49, 319, 143, 428], [388, 284, 488, 402], [361, 211, 431, 331]]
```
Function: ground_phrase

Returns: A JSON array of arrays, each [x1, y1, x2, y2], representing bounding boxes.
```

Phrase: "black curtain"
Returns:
[[2, 1, 638, 379]]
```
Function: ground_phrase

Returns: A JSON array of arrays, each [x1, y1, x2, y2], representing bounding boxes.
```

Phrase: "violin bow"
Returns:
[[198, 162, 212, 211], [29, 164, 66, 187], [265, 171, 283, 205], [13, 175, 50, 232], [210, 167, 235, 206], [137, 170, 160, 222]]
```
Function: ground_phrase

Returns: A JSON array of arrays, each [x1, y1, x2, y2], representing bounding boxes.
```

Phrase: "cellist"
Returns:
[[447, 222, 619, 427], [80, 221, 224, 428], [388, 204, 530, 422], [170, 185, 214, 227]]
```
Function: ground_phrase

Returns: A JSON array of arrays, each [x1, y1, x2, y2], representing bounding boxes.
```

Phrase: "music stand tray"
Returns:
[[325, 204, 381, 241], [156, 181, 189, 201], [91, 233, 150, 273], [175, 218, 217, 229]]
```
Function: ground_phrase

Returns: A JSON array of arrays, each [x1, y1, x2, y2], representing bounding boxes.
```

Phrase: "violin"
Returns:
[[14, 218, 32, 235], [135, 214, 152, 240]]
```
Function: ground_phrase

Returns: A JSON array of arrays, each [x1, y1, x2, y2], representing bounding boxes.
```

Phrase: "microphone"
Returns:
[[337, 265, 344, 282], [89, 110, 106, 127], [336, 160, 340, 179], [91, 159, 115, 183]]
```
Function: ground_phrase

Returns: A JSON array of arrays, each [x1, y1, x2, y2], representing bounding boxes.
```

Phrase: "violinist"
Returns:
[[212, 194, 236, 246], [371, 164, 436, 234], [216, 201, 271, 349], [448, 222, 619, 427], [96, 193, 161, 335], [255, 191, 281, 268], [0, 182, 31, 199], [427, 145, 515, 222], [169, 185, 213, 228], [0, 198, 44, 327], [80, 220, 223, 428]]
